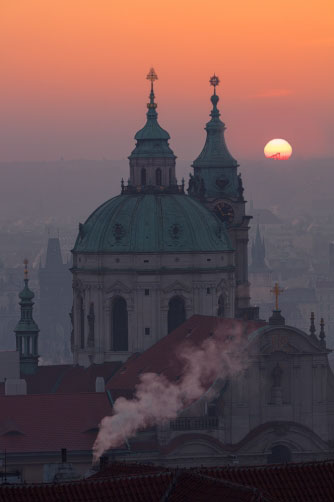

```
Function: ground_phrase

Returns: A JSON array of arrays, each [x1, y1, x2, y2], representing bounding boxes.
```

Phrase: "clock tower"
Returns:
[[189, 75, 258, 319]]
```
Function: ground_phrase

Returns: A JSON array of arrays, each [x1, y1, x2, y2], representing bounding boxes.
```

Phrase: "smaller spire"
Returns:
[[319, 318, 326, 347], [209, 74, 221, 120], [310, 312, 316, 338], [19, 259, 34, 302], [146, 68, 158, 114], [24, 258, 29, 280]]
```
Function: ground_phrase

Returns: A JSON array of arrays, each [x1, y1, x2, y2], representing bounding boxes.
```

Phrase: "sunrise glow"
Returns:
[[264, 139, 292, 160]]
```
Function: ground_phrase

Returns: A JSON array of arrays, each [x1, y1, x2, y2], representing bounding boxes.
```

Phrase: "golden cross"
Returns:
[[270, 282, 284, 310], [146, 68, 158, 84]]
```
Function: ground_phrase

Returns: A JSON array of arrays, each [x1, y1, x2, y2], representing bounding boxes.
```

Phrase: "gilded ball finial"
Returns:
[[209, 74, 220, 88], [23, 258, 29, 280]]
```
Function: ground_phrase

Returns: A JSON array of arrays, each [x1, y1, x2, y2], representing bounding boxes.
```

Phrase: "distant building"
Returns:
[[39, 237, 72, 362], [249, 224, 272, 318]]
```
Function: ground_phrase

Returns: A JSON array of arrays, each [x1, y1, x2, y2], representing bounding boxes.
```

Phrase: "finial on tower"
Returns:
[[146, 68, 158, 110], [319, 318, 326, 347], [209, 74, 220, 94], [310, 312, 316, 338], [23, 259, 29, 281], [146, 67, 158, 86]]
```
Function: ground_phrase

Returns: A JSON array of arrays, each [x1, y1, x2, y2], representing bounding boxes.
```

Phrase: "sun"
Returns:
[[264, 139, 292, 160]]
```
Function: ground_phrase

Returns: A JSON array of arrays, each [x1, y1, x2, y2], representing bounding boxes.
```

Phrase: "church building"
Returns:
[[71, 70, 258, 366]]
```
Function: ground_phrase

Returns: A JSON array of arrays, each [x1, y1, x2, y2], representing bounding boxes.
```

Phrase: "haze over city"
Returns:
[[1, 1, 334, 498]]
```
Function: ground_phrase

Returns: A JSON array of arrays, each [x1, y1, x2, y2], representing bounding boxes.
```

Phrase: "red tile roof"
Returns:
[[166, 472, 274, 502], [0, 470, 274, 502], [2, 459, 334, 501], [107, 315, 265, 395], [89, 460, 168, 479], [0, 392, 112, 453], [200, 461, 334, 502], [24, 362, 122, 394]]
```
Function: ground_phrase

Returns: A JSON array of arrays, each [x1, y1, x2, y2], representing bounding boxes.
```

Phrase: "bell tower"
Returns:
[[189, 75, 258, 319], [14, 260, 39, 375]]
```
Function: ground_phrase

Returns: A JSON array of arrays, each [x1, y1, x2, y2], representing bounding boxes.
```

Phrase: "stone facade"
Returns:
[[72, 252, 235, 365], [115, 321, 334, 467]]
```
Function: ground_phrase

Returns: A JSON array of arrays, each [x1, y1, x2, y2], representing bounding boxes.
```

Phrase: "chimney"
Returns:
[[95, 377, 105, 393], [5, 379, 27, 395]]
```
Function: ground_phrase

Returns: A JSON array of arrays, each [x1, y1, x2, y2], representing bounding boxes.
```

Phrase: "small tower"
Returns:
[[128, 68, 177, 188], [250, 224, 269, 272], [190, 75, 257, 319], [14, 260, 39, 375]]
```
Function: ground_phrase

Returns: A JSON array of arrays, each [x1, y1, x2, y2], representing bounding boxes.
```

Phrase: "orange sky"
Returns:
[[0, 0, 333, 162]]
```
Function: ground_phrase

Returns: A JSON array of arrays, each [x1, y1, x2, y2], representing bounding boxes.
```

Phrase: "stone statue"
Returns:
[[237, 173, 244, 200]]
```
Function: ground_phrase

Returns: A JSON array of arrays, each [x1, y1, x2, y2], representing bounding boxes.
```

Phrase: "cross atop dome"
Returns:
[[146, 68, 158, 110], [146, 68, 158, 85]]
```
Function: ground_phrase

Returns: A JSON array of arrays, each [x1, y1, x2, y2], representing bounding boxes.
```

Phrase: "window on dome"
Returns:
[[168, 296, 186, 333], [112, 297, 128, 351], [156, 168, 162, 186], [141, 168, 147, 186], [169, 168, 172, 186]]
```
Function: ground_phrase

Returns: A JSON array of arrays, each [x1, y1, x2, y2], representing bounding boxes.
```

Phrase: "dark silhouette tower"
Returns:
[[14, 260, 39, 375], [190, 75, 258, 319], [39, 237, 72, 362], [250, 224, 269, 272]]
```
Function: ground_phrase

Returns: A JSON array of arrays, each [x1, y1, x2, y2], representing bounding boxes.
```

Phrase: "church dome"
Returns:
[[73, 193, 232, 254]]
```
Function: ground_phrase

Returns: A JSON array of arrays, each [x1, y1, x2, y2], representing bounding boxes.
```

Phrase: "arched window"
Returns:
[[168, 296, 186, 333], [217, 294, 225, 317], [267, 445, 291, 464], [80, 297, 85, 349], [112, 297, 128, 351], [141, 168, 147, 186], [169, 168, 172, 186], [156, 168, 162, 186]]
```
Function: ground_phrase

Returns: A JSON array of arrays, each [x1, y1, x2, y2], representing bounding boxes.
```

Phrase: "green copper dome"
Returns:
[[19, 279, 35, 302], [73, 193, 232, 254]]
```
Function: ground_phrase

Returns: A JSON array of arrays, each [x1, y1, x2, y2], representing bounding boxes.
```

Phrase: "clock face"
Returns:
[[214, 202, 234, 225]]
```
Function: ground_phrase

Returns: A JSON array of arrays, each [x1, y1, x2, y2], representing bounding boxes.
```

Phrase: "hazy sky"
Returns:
[[0, 0, 333, 162]]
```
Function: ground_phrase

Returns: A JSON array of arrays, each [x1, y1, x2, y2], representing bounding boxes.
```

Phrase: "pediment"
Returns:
[[106, 281, 131, 294], [249, 326, 326, 355], [163, 281, 191, 294]]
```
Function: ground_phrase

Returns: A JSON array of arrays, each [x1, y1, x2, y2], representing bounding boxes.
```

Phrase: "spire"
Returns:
[[146, 67, 158, 119], [309, 312, 316, 338], [129, 68, 175, 158], [319, 318, 326, 347], [192, 74, 238, 169], [14, 259, 39, 375], [127, 68, 176, 189], [249, 224, 269, 272]]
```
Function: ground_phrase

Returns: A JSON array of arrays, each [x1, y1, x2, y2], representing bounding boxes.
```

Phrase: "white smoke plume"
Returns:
[[93, 322, 248, 461]]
